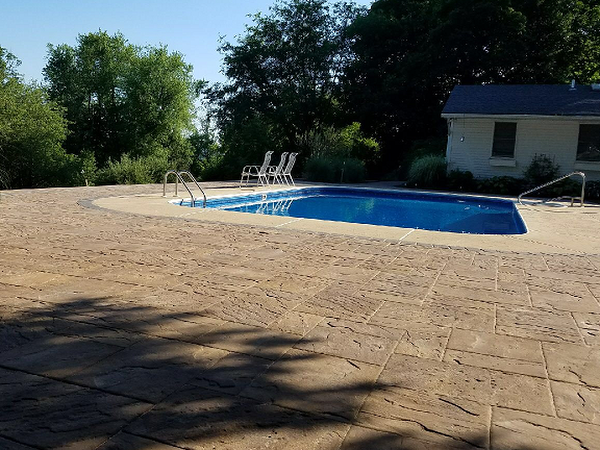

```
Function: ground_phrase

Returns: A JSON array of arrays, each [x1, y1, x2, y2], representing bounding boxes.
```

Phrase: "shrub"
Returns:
[[298, 123, 379, 177], [585, 180, 600, 202], [341, 158, 367, 183], [523, 154, 560, 188], [476, 176, 525, 195], [380, 167, 402, 181], [62, 150, 98, 186], [303, 156, 365, 183], [196, 154, 230, 181], [407, 155, 447, 188], [96, 153, 170, 185], [304, 156, 336, 182], [446, 169, 476, 192], [399, 137, 446, 179], [473, 174, 582, 199], [547, 178, 583, 198]]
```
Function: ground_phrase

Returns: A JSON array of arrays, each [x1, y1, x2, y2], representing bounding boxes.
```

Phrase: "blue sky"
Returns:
[[1, 0, 372, 85]]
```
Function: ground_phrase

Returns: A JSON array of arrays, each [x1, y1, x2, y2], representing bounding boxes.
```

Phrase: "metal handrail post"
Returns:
[[164, 171, 179, 197]]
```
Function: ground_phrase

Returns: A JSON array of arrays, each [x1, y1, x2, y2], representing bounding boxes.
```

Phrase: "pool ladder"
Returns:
[[163, 171, 207, 207], [518, 171, 586, 207]]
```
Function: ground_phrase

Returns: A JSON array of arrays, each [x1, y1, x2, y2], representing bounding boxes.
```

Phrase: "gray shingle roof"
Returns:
[[442, 84, 600, 117]]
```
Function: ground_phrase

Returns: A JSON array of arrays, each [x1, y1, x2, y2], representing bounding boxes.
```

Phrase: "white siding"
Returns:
[[446, 117, 600, 181]]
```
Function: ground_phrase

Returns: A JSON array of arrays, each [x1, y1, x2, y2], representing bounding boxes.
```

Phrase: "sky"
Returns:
[[1, 0, 373, 85]]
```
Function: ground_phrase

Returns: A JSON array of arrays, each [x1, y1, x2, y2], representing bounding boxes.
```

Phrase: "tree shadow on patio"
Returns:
[[0, 295, 367, 449], [0, 295, 551, 450]]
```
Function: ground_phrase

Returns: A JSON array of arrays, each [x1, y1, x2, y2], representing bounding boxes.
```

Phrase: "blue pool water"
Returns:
[[186, 187, 526, 235]]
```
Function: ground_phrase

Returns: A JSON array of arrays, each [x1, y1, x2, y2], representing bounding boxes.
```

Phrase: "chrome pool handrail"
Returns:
[[179, 171, 207, 208], [518, 171, 586, 207], [163, 171, 207, 208]]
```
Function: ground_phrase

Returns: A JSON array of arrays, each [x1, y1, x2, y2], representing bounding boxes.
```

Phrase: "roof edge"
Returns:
[[441, 113, 600, 120]]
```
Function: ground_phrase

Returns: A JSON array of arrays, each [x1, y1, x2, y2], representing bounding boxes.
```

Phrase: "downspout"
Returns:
[[445, 118, 453, 168]]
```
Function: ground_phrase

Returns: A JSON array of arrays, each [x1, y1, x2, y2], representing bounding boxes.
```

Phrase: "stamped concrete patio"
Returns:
[[1, 183, 599, 449]]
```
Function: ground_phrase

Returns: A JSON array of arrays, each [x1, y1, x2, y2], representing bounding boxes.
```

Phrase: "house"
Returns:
[[441, 83, 600, 182]]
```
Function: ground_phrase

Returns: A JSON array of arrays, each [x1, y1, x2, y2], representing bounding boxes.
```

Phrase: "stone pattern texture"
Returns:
[[0, 183, 599, 449]]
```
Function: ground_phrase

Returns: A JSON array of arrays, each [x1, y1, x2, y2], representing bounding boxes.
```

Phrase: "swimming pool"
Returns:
[[183, 187, 527, 235]]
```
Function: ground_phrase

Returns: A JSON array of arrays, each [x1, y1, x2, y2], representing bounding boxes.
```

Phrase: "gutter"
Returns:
[[441, 113, 600, 121]]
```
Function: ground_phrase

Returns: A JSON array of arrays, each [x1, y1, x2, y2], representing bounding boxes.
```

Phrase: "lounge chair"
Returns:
[[282, 152, 298, 186], [267, 152, 288, 184], [240, 151, 273, 187]]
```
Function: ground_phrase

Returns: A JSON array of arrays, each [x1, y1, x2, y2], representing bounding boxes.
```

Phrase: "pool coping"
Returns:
[[90, 182, 600, 255]]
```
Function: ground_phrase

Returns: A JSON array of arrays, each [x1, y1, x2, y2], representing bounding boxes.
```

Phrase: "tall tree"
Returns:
[[208, 0, 363, 175], [44, 31, 197, 168], [343, 0, 600, 171], [0, 47, 72, 188]]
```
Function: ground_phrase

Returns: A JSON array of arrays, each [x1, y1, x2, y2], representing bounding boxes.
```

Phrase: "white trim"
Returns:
[[446, 119, 453, 160], [489, 158, 517, 167], [442, 113, 600, 121], [574, 161, 600, 171]]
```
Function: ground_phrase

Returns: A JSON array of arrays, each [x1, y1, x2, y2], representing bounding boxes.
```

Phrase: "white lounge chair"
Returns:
[[267, 152, 288, 184], [282, 152, 298, 186], [240, 151, 273, 187]]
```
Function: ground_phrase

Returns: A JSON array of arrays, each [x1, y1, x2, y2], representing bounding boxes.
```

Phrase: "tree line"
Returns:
[[2, 0, 600, 189]]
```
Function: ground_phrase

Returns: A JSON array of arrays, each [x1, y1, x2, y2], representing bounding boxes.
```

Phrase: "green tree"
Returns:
[[44, 31, 197, 170], [208, 0, 365, 175], [300, 122, 377, 183], [188, 126, 224, 180], [344, 0, 600, 171], [0, 47, 73, 188]]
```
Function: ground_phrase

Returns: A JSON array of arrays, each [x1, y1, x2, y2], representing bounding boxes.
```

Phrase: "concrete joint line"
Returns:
[[275, 217, 304, 228], [398, 229, 415, 241]]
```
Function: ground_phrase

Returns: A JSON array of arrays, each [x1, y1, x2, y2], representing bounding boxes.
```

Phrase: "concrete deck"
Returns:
[[1, 183, 599, 449]]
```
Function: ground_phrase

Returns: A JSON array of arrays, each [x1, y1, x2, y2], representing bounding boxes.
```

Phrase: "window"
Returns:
[[577, 124, 600, 162], [492, 122, 517, 158]]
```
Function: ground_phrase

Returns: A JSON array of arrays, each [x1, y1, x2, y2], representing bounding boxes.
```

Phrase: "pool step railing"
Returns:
[[518, 171, 586, 207], [163, 171, 207, 207]]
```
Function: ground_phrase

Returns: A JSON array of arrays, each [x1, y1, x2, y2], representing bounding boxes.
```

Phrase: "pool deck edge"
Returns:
[[91, 183, 600, 255]]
